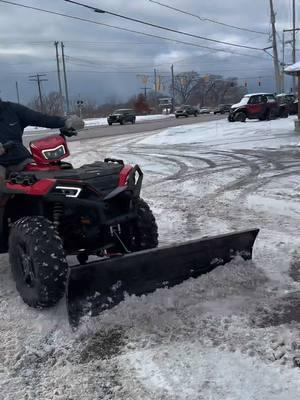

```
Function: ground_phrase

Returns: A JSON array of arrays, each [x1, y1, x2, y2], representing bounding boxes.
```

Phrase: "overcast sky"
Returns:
[[0, 0, 298, 105]]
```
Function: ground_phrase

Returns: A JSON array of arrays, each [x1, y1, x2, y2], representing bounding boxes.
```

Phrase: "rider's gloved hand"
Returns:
[[64, 115, 84, 131], [0, 141, 17, 154], [60, 127, 77, 137]]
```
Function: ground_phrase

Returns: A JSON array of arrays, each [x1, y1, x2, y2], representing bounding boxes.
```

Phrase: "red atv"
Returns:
[[228, 93, 289, 122], [1, 130, 158, 309], [0, 130, 259, 326]]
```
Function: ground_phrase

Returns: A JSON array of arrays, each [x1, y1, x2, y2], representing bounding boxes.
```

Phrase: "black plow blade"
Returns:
[[67, 229, 259, 326]]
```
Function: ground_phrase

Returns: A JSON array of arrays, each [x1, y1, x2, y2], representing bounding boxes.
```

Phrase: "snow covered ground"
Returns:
[[24, 113, 174, 132], [1, 117, 300, 399]]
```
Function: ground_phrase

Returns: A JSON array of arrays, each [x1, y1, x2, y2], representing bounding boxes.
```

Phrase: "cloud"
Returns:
[[0, 0, 294, 104]]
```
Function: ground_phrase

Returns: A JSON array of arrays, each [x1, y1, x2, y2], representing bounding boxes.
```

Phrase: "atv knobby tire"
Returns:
[[9, 216, 68, 308], [123, 198, 158, 252]]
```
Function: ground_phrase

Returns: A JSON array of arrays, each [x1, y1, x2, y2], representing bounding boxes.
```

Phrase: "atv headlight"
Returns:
[[55, 186, 82, 198], [42, 145, 66, 160]]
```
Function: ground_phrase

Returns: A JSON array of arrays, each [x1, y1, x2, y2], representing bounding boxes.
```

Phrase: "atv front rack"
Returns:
[[67, 228, 259, 326]]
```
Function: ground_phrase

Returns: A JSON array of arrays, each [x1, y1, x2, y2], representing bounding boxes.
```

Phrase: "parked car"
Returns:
[[292, 98, 299, 115], [276, 93, 297, 115], [107, 109, 136, 125], [213, 104, 232, 114], [175, 105, 199, 118], [228, 93, 288, 122], [199, 108, 211, 114]]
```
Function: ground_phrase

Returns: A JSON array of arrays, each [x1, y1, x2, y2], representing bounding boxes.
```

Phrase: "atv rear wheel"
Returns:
[[9, 216, 68, 308], [122, 198, 158, 251]]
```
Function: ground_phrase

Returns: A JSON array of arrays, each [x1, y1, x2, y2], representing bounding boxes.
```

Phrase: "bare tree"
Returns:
[[28, 91, 63, 115], [173, 71, 200, 104], [187, 74, 247, 107]]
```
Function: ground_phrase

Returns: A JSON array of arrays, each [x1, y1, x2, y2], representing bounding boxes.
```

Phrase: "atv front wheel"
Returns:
[[123, 198, 158, 252], [9, 216, 68, 308]]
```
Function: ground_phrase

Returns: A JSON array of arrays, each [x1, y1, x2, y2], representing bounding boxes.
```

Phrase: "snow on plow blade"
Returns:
[[67, 229, 259, 326]]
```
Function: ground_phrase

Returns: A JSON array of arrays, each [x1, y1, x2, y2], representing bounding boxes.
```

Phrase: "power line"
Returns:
[[147, 0, 269, 36], [0, 0, 268, 60], [64, 0, 264, 51], [65, 54, 272, 73]]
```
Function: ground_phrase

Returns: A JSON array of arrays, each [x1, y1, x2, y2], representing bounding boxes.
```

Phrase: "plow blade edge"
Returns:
[[67, 229, 259, 326]]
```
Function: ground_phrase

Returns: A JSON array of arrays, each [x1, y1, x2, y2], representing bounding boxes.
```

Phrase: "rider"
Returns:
[[0, 99, 84, 181]]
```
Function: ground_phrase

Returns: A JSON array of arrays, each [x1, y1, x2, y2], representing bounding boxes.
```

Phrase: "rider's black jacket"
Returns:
[[0, 100, 66, 166]]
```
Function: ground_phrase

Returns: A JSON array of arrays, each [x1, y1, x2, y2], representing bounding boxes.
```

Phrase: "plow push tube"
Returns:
[[67, 229, 259, 326]]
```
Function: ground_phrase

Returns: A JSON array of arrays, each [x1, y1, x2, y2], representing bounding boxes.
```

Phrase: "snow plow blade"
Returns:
[[67, 229, 259, 326]]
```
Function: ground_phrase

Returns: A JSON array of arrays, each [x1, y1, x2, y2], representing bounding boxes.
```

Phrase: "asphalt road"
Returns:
[[24, 113, 225, 145]]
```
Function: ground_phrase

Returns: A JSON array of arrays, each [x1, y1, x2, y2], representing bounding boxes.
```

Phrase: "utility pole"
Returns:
[[293, 0, 296, 93], [61, 41, 70, 115], [171, 64, 175, 112], [154, 68, 157, 111], [136, 74, 151, 98], [283, 26, 300, 93], [54, 41, 63, 98], [269, 0, 281, 93], [15, 81, 20, 104], [282, 31, 285, 92], [140, 86, 151, 98], [29, 73, 48, 111]]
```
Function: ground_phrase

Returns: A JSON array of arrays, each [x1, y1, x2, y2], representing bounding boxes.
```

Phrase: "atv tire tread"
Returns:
[[125, 198, 158, 251], [9, 216, 68, 308]]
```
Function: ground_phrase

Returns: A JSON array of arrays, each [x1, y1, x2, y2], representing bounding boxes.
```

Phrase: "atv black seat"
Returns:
[[9, 162, 124, 193]]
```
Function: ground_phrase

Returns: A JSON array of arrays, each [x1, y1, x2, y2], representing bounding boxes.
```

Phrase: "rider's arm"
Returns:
[[12, 103, 66, 129]]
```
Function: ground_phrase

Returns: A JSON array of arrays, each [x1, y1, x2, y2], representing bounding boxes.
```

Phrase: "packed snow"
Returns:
[[24, 113, 174, 132], [1, 116, 300, 399]]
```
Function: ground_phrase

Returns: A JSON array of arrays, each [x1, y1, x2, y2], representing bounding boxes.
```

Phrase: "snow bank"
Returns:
[[139, 117, 298, 149]]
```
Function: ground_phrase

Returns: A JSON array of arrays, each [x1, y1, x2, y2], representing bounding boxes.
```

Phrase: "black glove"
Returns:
[[60, 127, 78, 137], [2, 141, 17, 152]]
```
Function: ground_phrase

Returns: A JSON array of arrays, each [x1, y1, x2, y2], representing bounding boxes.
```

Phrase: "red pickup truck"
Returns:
[[228, 93, 288, 122]]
